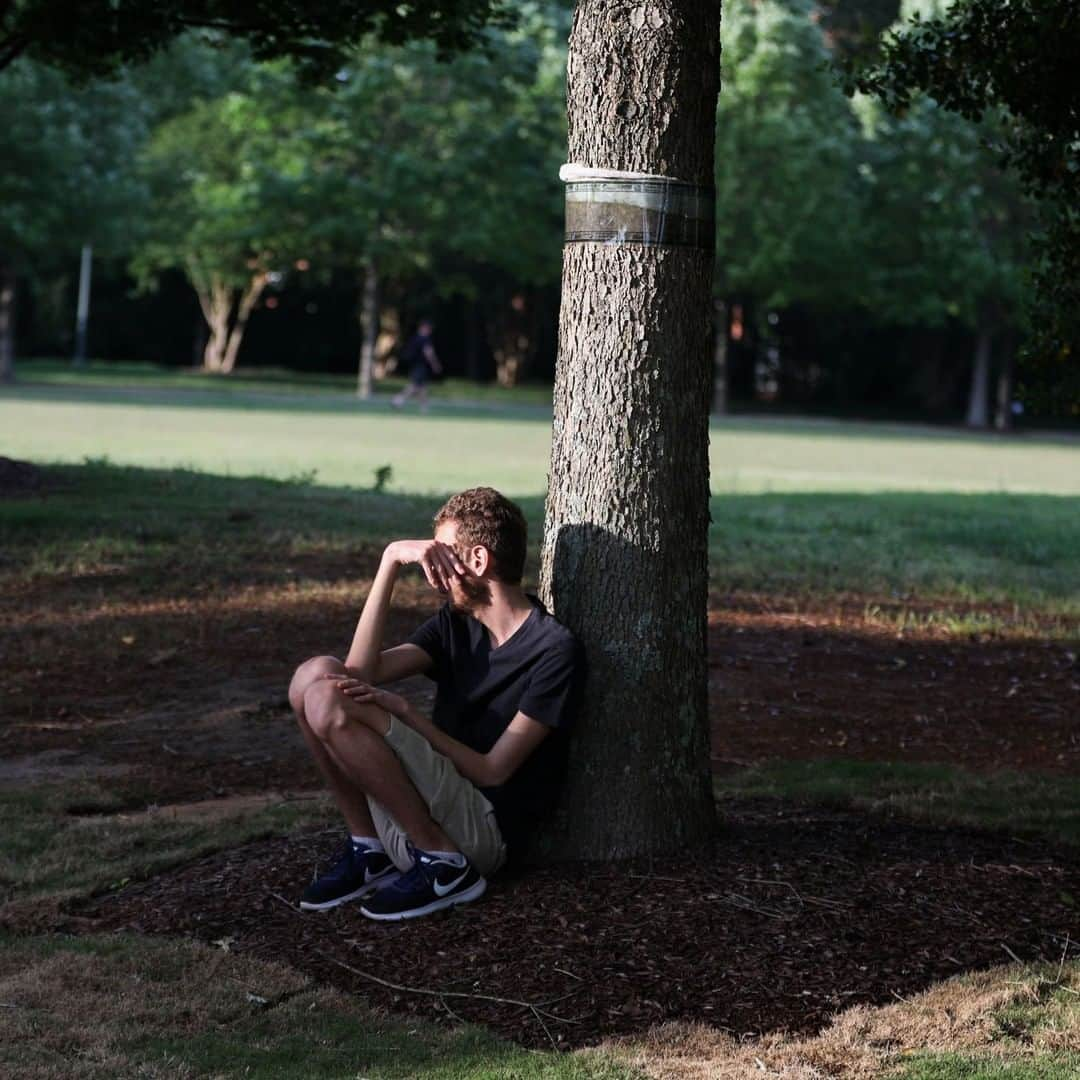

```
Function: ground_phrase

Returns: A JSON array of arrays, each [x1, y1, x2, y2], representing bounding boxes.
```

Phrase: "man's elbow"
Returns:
[[482, 757, 513, 788]]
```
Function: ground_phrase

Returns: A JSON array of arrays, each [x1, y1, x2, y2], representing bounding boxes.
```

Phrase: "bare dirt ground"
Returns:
[[3, 556, 1078, 1048]]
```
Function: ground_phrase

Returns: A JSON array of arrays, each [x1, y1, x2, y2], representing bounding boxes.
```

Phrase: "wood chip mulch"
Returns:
[[78, 799, 1080, 1050]]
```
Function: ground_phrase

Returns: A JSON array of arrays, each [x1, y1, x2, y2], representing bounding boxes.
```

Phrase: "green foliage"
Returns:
[[132, 64, 316, 295], [0, 60, 148, 271], [845, 0, 1080, 407], [124, 11, 567, 370], [716, 0, 1029, 332], [853, 93, 1030, 329], [291, 4, 567, 289], [715, 0, 865, 311]]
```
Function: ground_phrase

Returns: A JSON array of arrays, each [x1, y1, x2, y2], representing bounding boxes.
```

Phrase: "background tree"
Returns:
[[133, 66, 316, 373], [713, 0, 865, 409], [845, 0, 1080, 415], [855, 92, 1030, 428], [296, 6, 565, 396], [0, 61, 147, 381]]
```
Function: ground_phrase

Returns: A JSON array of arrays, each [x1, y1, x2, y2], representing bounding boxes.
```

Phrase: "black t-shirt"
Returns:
[[408, 596, 580, 856]]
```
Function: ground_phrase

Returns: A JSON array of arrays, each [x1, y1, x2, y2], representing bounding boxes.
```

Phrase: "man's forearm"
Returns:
[[344, 552, 400, 679], [401, 705, 493, 788]]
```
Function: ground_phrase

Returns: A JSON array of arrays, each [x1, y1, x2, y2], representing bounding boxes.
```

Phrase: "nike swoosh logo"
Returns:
[[364, 865, 387, 884], [433, 869, 469, 897]]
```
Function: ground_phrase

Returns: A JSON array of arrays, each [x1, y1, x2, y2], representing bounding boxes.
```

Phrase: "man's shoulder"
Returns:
[[527, 603, 580, 662]]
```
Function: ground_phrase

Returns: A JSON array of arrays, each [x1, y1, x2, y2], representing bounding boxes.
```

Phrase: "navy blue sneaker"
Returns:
[[359, 844, 486, 921], [299, 841, 397, 911]]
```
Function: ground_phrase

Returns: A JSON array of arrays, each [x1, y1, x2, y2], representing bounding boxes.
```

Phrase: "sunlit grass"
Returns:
[[3, 374, 1079, 496], [715, 761, 1080, 848]]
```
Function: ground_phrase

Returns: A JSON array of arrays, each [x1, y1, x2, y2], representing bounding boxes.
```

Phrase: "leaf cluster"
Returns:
[[126, 6, 567, 298], [842, 0, 1080, 376], [715, 0, 1029, 329], [1, 0, 516, 82]]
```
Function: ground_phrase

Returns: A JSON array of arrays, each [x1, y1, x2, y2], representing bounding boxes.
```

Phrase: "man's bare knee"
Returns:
[[303, 679, 387, 742], [288, 655, 345, 715]]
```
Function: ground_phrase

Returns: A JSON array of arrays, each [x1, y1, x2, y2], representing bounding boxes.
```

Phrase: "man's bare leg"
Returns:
[[302, 678, 456, 855], [289, 655, 378, 837]]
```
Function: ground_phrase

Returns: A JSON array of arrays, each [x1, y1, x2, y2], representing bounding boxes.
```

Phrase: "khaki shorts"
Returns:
[[368, 716, 507, 877]]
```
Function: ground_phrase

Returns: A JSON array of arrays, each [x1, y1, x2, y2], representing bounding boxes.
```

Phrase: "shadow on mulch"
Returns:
[[76, 799, 1080, 1050]]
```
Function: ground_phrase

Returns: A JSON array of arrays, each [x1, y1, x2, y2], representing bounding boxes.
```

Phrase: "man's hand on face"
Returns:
[[323, 675, 408, 718], [384, 539, 467, 595]]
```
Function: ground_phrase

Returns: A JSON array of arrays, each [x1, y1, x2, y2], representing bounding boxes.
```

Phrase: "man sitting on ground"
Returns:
[[287, 487, 579, 921]]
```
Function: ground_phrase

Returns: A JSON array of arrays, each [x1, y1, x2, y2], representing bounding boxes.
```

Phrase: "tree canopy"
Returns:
[[1, 0, 514, 79]]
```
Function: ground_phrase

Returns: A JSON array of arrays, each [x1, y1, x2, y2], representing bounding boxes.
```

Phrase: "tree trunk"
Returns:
[[0, 261, 14, 384], [196, 279, 233, 372], [373, 304, 400, 379], [220, 272, 267, 374], [712, 297, 728, 415], [994, 336, 1015, 431], [73, 243, 92, 368], [965, 325, 992, 428], [537, 0, 720, 860], [357, 257, 378, 399]]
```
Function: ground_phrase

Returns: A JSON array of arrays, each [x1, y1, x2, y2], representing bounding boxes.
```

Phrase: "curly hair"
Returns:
[[433, 487, 527, 584]]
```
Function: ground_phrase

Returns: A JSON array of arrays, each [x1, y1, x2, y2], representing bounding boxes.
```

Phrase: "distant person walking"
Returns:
[[392, 319, 442, 411]]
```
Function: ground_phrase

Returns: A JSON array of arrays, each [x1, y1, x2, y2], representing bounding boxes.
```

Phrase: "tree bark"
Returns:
[[537, 0, 720, 860], [357, 256, 378, 398], [0, 261, 15, 385], [220, 272, 267, 374], [195, 278, 232, 373], [965, 324, 992, 428], [712, 297, 728, 415], [373, 304, 400, 379]]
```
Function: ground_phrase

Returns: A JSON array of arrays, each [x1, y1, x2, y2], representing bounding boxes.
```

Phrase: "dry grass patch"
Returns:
[[0, 780, 335, 926], [601, 961, 1080, 1079], [0, 934, 311, 1078]]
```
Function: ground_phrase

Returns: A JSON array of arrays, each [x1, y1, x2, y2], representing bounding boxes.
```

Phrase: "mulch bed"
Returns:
[[709, 607, 1080, 775], [79, 800, 1080, 1049], [8, 563, 1079, 1048]]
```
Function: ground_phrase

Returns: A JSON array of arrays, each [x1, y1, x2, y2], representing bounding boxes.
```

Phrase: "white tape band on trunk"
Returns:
[[560, 162, 714, 249]]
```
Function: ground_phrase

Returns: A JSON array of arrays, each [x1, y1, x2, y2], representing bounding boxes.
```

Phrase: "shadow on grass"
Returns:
[[1, 461, 1077, 614]]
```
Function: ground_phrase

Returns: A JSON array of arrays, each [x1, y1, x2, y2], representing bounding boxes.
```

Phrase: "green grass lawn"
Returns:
[[716, 761, 1080, 848], [4, 361, 1080, 497], [2, 461, 1077, 620]]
